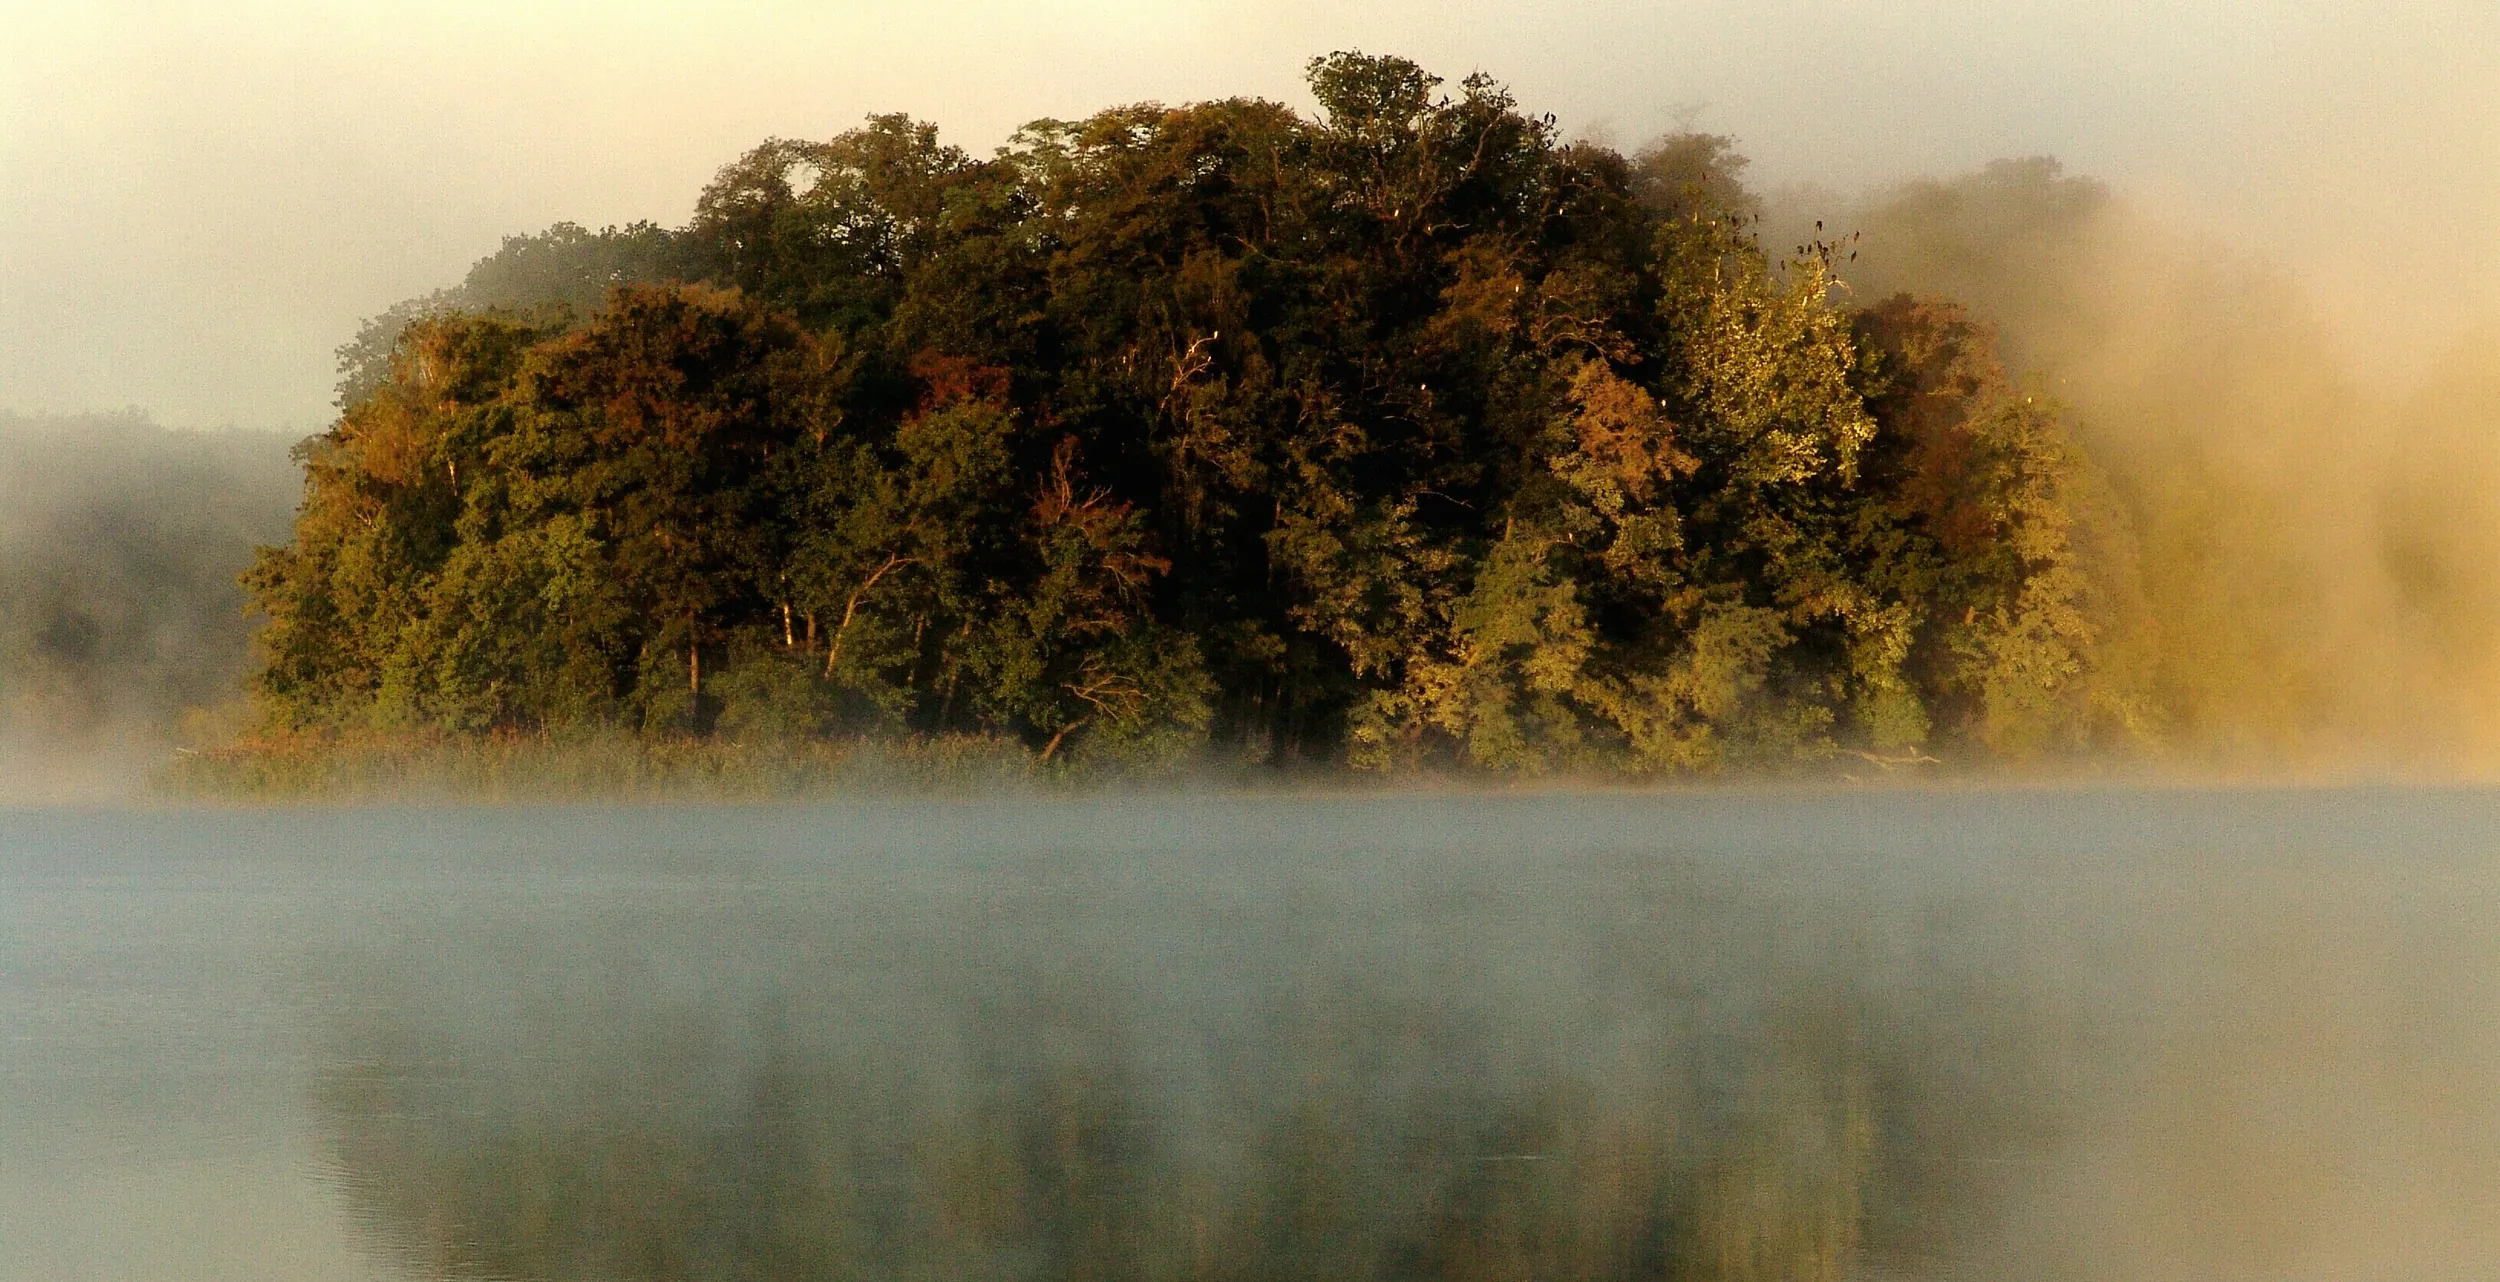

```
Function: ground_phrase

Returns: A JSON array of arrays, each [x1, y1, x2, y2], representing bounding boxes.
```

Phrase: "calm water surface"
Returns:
[[4, 789, 2498, 1280]]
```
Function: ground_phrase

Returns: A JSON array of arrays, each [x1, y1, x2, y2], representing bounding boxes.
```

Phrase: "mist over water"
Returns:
[[7, 791, 2500, 1280]]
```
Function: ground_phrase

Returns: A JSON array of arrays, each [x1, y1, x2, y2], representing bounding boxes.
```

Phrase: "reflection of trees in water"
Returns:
[[312, 867, 2059, 1281]]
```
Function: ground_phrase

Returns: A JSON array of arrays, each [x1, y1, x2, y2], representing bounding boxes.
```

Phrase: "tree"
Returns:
[[248, 51, 2153, 774]]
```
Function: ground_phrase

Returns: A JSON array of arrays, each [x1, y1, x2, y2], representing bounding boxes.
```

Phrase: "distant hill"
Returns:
[[0, 412, 299, 794]]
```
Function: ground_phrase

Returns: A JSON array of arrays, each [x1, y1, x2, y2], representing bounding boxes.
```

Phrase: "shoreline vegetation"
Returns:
[[160, 725, 2473, 803], [76, 51, 2500, 800], [163, 728, 1033, 802], [158, 729, 1978, 802]]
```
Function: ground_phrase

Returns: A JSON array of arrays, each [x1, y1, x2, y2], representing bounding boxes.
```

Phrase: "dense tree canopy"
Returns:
[[247, 53, 2150, 772]]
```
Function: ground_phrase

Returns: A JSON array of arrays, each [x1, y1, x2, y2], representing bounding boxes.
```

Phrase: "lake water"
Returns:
[[4, 789, 2499, 1280]]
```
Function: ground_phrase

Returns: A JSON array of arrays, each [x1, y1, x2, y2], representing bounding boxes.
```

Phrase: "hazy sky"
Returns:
[[6, 0, 2497, 430]]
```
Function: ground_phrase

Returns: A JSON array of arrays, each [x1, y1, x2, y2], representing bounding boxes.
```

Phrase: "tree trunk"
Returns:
[[825, 554, 911, 677], [1038, 720, 1085, 763]]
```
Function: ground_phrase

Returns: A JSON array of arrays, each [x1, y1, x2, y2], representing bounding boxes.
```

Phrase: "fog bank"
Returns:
[[0, 413, 298, 798], [11, 792, 2500, 1278], [1765, 165, 2500, 771]]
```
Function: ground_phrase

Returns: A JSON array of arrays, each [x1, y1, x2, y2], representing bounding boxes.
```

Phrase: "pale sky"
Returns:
[[6, 0, 2497, 430]]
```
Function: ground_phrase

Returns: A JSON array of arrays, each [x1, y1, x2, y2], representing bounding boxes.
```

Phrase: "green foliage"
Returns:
[[1846, 296, 2154, 757], [242, 52, 2152, 776]]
